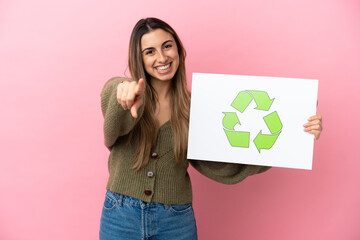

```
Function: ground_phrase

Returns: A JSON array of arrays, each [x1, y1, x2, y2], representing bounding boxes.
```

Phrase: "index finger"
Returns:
[[135, 78, 145, 95], [308, 114, 322, 121]]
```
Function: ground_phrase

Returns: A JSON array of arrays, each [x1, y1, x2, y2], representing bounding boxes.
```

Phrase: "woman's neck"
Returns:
[[150, 78, 172, 127], [150, 78, 172, 102]]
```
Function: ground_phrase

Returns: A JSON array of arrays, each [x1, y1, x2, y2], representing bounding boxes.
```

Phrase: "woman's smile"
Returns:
[[155, 62, 172, 74]]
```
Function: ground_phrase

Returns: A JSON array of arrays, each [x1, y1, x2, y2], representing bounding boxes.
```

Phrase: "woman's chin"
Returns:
[[150, 72, 176, 82]]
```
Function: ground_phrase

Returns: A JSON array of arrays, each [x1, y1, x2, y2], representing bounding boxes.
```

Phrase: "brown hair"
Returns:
[[128, 17, 190, 170]]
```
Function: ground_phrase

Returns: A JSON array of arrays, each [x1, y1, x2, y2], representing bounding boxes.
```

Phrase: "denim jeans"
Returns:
[[99, 190, 198, 240]]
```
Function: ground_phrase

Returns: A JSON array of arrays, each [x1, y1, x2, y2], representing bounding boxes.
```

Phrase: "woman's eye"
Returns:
[[164, 44, 172, 49], [145, 50, 154, 55]]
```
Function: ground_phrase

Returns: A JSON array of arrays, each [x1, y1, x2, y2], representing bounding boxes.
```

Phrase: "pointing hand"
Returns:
[[117, 78, 146, 118]]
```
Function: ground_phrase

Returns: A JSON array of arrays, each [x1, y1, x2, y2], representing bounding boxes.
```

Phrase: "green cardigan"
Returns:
[[101, 77, 270, 205]]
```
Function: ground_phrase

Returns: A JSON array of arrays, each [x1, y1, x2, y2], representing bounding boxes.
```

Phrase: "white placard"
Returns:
[[187, 73, 318, 170]]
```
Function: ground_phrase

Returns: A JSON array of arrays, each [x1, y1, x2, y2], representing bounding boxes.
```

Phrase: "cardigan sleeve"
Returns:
[[189, 160, 271, 185], [101, 77, 145, 149]]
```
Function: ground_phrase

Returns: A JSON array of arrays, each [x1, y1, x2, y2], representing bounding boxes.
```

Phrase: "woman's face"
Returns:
[[140, 28, 179, 83]]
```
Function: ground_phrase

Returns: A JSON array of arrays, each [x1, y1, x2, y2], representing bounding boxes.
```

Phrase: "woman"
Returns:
[[99, 17, 323, 240]]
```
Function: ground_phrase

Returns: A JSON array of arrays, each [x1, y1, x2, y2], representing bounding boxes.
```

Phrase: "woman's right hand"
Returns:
[[117, 78, 145, 118]]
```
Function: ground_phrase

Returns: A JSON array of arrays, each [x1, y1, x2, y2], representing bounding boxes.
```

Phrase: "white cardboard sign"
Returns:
[[187, 73, 318, 170]]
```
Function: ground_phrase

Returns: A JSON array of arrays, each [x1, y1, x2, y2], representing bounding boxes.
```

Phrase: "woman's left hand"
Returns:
[[303, 114, 323, 140]]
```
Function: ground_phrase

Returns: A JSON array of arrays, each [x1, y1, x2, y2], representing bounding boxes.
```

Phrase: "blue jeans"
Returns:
[[99, 190, 198, 240]]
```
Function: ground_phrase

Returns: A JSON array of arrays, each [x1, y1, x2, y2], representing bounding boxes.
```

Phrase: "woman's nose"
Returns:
[[157, 51, 167, 63]]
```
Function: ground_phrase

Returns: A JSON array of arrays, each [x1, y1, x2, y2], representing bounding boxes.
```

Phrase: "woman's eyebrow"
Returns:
[[142, 46, 154, 53], [162, 40, 173, 46], [142, 40, 174, 53]]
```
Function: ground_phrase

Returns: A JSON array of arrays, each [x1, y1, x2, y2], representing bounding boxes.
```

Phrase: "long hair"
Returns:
[[128, 17, 191, 170]]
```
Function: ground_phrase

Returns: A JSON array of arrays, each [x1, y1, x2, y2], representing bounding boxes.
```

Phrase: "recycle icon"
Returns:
[[222, 90, 283, 153]]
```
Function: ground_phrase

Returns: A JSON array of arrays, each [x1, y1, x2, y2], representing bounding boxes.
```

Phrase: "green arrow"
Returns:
[[222, 112, 240, 130], [224, 129, 250, 148], [231, 91, 252, 113], [263, 111, 283, 134], [253, 131, 280, 153], [248, 91, 274, 111]]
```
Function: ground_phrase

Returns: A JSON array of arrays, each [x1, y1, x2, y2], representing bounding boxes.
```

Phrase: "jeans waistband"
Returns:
[[106, 190, 173, 209]]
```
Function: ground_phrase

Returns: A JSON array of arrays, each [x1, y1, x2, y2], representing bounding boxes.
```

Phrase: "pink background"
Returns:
[[1, 0, 359, 239]]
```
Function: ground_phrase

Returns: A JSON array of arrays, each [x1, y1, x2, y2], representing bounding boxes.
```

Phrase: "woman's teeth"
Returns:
[[156, 64, 171, 70]]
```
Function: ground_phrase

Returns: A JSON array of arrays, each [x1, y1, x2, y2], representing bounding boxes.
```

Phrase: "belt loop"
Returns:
[[118, 194, 123, 207], [140, 200, 145, 209]]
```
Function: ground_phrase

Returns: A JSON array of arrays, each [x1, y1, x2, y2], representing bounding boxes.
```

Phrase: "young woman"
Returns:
[[99, 17, 323, 240]]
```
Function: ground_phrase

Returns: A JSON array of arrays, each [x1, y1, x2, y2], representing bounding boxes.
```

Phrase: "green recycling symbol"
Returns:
[[222, 90, 283, 153]]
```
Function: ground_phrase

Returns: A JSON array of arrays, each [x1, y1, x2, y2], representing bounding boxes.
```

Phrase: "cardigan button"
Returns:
[[147, 171, 154, 178], [151, 152, 158, 159], [144, 190, 152, 196]]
